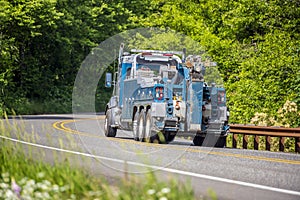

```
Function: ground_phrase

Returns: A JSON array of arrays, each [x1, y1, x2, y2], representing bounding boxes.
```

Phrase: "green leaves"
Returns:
[[0, 0, 137, 115], [139, 0, 300, 126], [0, 0, 299, 125]]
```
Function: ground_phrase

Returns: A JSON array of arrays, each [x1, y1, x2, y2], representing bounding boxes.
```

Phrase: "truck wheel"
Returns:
[[165, 132, 176, 143], [133, 112, 139, 141], [144, 111, 156, 143], [193, 136, 204, 146], [137, 109, 145, 142], [104, 110, 117, 137], [215, 136, 227, 148]]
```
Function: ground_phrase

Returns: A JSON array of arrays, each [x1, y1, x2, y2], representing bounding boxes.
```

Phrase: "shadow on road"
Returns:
[[7, 113, 105, 121], [115, 136, 193, 146], [8, 115, 76, 120]]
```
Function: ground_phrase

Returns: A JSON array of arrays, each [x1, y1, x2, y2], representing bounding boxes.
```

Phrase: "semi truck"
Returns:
[[104, 44, 229, 147]]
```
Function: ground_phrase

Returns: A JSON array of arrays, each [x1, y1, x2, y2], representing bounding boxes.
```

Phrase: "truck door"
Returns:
[[121, 67, 137, 120]]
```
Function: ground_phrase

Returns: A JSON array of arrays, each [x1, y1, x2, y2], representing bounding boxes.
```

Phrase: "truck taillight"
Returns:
[[155, 87, 164, 100]]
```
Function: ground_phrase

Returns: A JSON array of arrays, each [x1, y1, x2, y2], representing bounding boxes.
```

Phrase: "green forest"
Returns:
[[1, 0, 299, 127]]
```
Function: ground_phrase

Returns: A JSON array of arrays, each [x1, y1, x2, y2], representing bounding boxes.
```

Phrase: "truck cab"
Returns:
[[104, 44, 229, 147]]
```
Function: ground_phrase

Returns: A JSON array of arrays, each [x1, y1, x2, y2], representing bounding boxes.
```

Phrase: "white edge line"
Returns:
[[1, 135, 300, 196]]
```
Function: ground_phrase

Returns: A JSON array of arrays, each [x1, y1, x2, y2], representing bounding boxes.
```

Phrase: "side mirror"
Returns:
[[105, 73, 112, 88]]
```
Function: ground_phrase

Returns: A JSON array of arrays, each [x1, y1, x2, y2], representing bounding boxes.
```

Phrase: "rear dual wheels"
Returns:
[[164, 132, 176, 143], [134, 110, 163, 143], [104, 110, 117, 137], [133, 112, 139, 141], [144, 111, 157, 142], [137, 110, 146, 142], [215, 136, 226, 148], [193, 136, 205, 146]]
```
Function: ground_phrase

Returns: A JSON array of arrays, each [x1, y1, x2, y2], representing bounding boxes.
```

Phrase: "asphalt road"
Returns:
[[2, 114, 300, 200]]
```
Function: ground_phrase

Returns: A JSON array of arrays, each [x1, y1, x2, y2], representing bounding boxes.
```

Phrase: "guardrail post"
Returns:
[[279, 137, 285, 152], [266, 136, 271, 151], [254, 135, 259, 150], [296, 137, 300, 153], [230, 125, 300, 153], [233, 134, 238, 148], [243, 135, 248, 149]]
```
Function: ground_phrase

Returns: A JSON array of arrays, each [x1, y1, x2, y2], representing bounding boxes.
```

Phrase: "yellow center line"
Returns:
[[52, 118, 300, 165], [52, 117, 168, 147]]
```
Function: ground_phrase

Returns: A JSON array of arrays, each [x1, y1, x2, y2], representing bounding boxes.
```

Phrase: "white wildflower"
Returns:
[[5, 189, 15, 198], [37, 182, 49, 191], [42, 180, 51, 187], [52, 184, 60, 193], [0, 183, 9, 189], [19, 177, 29, 185], [70, 194, 76, 199], [60, 185, 70, 192], [88, 190, 102, 196], [147, 189, 156, 195], [42, 192, 50, 199], [161, 187, 171, 194], [1, 172, 9, 178], [35, 192, 43, 199], [2, 173, 10, 183], [159, 197, 168, 200], [26, 179, 35, 187], [23, 184, 34, 195]]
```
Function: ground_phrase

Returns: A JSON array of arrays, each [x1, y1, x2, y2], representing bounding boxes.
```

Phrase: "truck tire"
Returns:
[[104, 110, 117, 137], [144, 111, 152, 142], [193, 136, 204, 146], [165, 132, 176, 143], [137, 109, 145, 142], [133, 112, 139, 141], [215, 136, 226, 148], [145, 111, 159, 143]]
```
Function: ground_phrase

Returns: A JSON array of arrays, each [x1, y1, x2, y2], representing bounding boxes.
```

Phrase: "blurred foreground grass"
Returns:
[[0, 118, 197, 200]]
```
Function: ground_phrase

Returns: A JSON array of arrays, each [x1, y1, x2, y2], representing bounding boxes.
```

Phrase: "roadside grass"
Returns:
[[0, 118, 197, 200]]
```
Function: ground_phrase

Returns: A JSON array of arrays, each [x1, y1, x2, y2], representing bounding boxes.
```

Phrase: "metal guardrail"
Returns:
[[229, 125, 300, 153]]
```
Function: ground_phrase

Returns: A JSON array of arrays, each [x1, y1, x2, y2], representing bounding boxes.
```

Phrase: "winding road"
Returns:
[[2, 114, 300, 200]]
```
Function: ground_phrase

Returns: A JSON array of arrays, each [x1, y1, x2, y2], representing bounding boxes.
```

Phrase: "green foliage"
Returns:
[[251, 100, 300, 128], [140, 0, 300, 126], [0, 0, 137, 115], [127, 29, 203, 53], [1, 0, 299, 126]]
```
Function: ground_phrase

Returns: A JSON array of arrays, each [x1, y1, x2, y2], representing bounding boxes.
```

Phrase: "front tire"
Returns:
[[104, 110, 117, 137]]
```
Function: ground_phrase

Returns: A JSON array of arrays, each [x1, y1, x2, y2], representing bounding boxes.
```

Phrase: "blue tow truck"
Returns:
[[104, 44, 229, 147]]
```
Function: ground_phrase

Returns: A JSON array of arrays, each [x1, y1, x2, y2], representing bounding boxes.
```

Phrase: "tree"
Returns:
[[140, 0, 300, 125]]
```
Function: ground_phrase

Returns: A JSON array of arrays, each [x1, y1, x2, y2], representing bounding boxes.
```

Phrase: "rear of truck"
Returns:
[[104, 46, 229, 147]]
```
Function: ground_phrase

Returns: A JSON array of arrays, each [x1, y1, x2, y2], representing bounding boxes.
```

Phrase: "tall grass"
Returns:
[[0, 118, 197, 200]]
